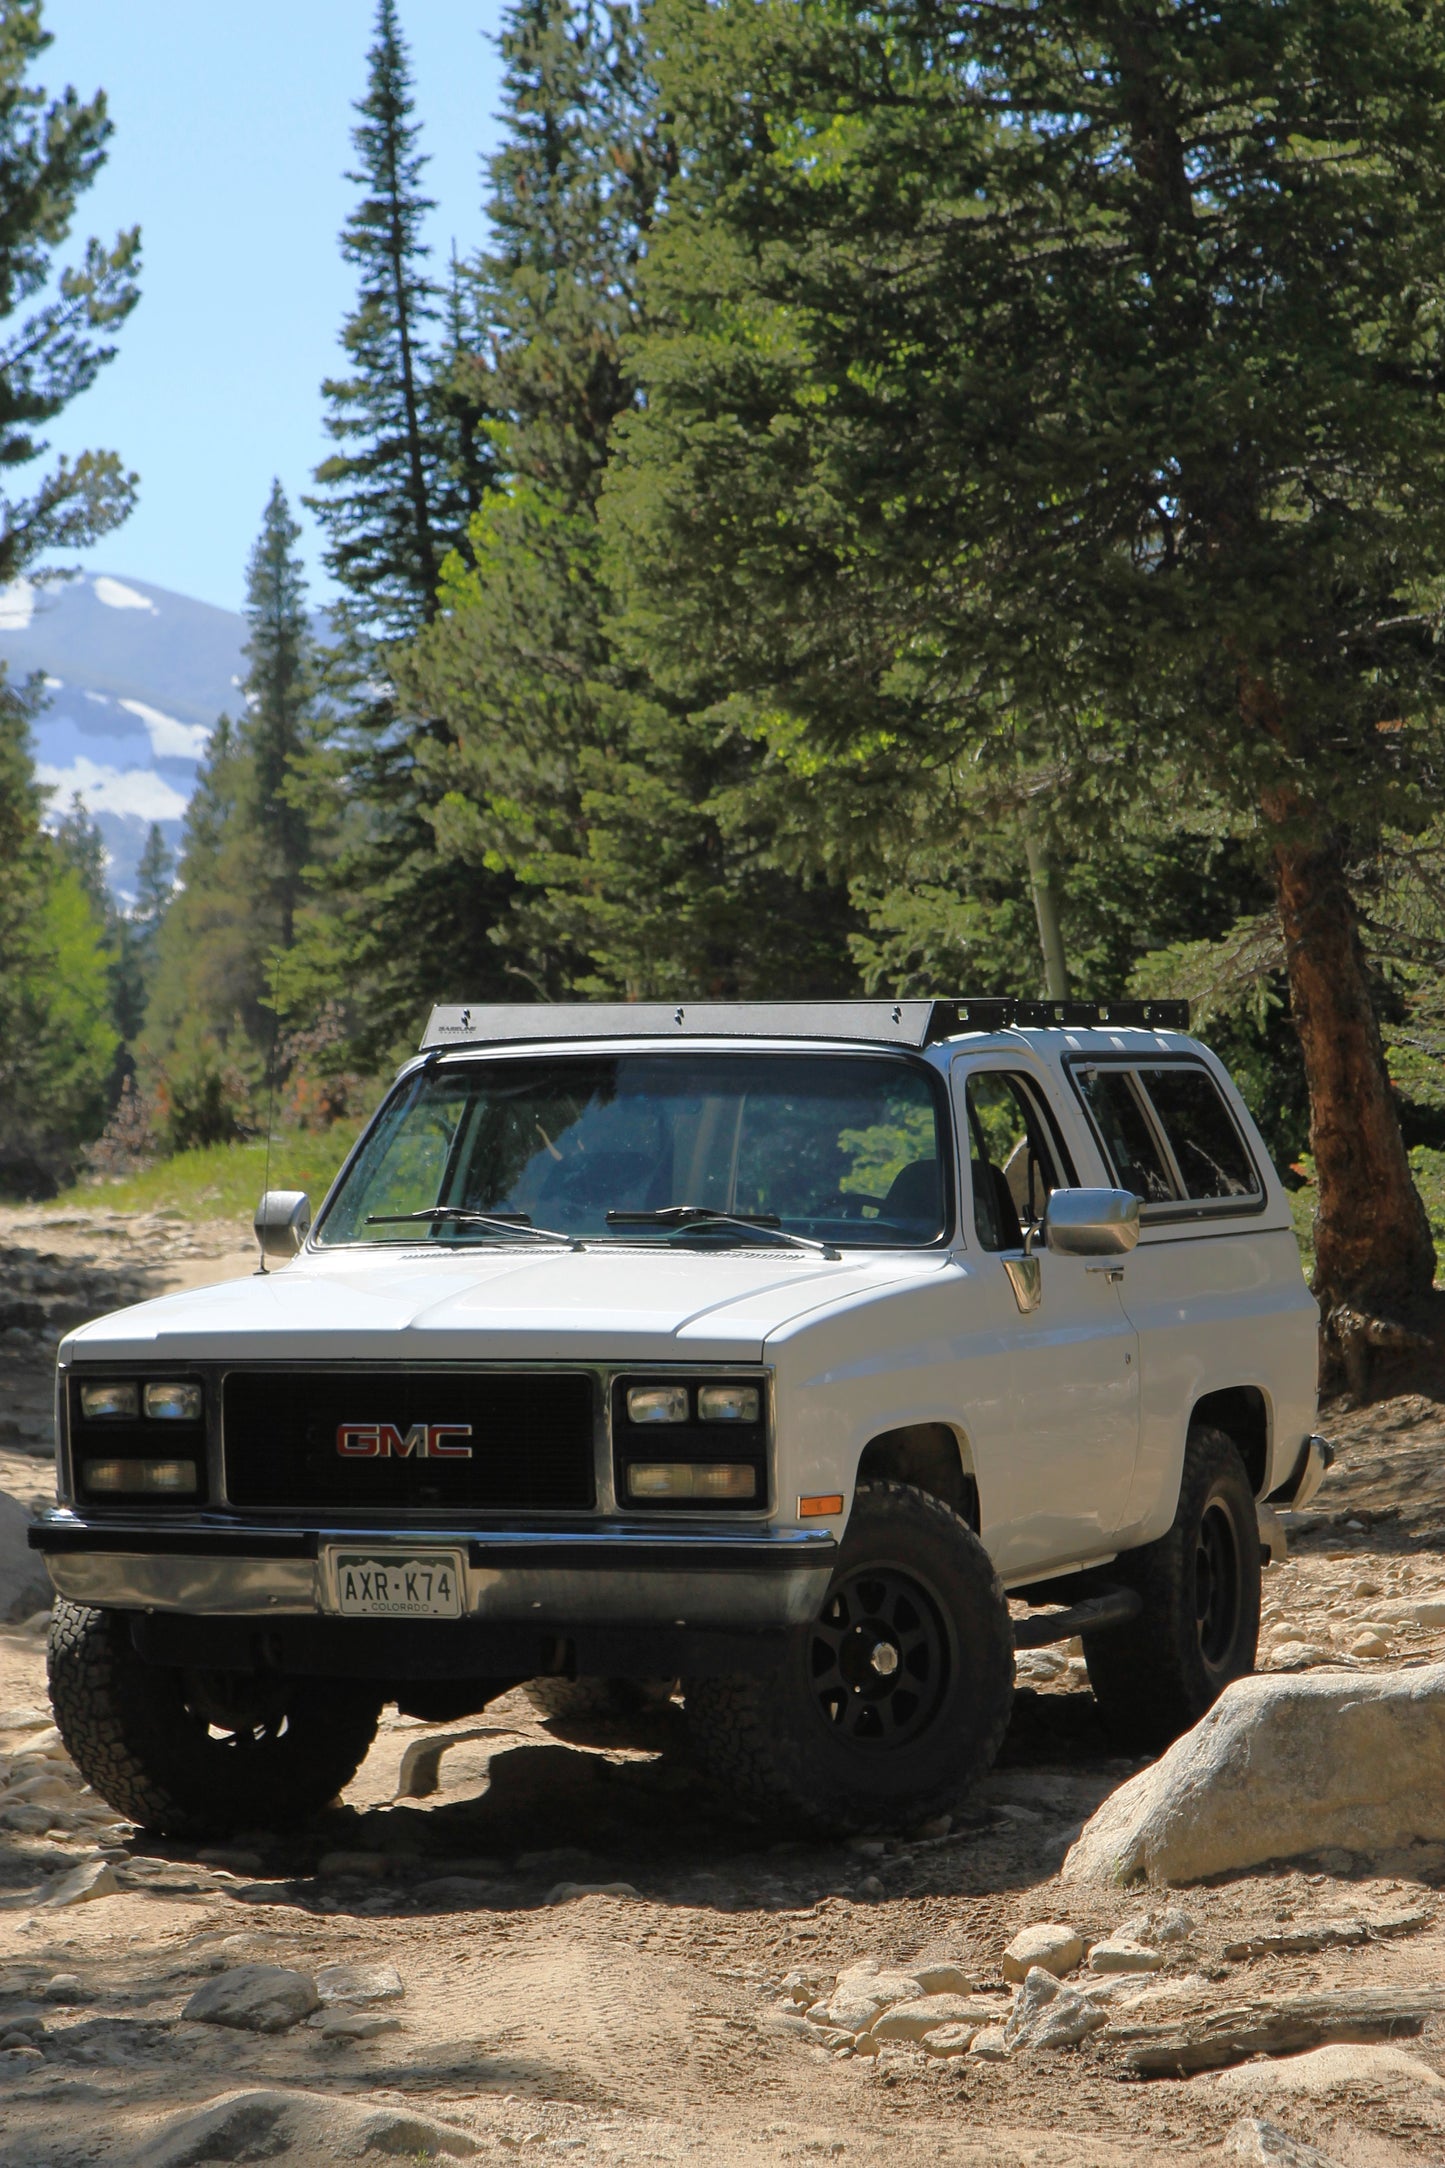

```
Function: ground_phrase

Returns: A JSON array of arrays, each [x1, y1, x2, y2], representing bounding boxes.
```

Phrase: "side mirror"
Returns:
[[1041, 1187, 1140, 1257], [255, 1189, 311, 1265]]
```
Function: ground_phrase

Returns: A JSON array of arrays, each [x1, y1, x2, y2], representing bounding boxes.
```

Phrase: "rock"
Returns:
[[1088, 1940, 1166, 1974], [1222, 1908, 1429, 1960], [816, 1963, 923, 2035], [1224, 2117, 1348, 2168], [0, 1491, 51, 1625], [40, 1973, 83, 2002], [967, 2025, 1011, 2060], [0, 2045, 43, 2078], [872, 1994, 1000, 2042], [922, 2022, 982, 2058], [194, 1848, 263, 1873], [181, 1964, 320, 2033], [316, 2010, 403, 2041], [858, 1875, 885, 1899], [1004, 1965, 1110, 2051], [1062, 1665, 1445, 1885], [316, 1960, 404, 2005], [0, 1707, 50, 1731], [126, 2087, 477, 2166], [912, 1962, 973, 1995], [1378, 1598, 1445, 1629], [1214, 2043, 1445, 2097], [544, 1880, 641, 1905], [0, 1804, 55, 1835], [1002, 1923, 1083, 1981], [44, 1859, 118, 1908], [1350, 1632, 1391, 1659], [1116, 1906, 1195, 1946], [395, 1726, 493, 1801]]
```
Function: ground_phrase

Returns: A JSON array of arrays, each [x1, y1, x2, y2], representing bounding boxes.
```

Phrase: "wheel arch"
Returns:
[[1189, 1385, 1270, 1498], [854, 1421, 979, 1531]]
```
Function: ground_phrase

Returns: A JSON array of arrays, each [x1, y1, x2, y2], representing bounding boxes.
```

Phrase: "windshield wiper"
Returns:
[[366, 1207, 581, 1248], [605, 1206, 840, 1260]]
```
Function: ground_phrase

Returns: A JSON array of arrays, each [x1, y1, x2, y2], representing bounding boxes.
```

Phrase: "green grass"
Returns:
[[48, 1122, 367, 1223]]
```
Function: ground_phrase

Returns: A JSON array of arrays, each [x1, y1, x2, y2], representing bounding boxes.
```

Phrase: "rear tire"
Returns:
[[48, 1600, 382, 1838], [1082, 1425, 1260, 1751], [684, 1480, 1013, 1833], [523, 1676, 675, 1726]]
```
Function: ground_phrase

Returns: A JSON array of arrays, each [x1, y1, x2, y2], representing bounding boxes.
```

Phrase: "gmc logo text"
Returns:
[[335, 1422, 474, 1459]]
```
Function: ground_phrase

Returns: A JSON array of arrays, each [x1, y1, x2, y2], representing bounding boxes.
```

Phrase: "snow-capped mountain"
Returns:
[[0, 572, 245, 903]]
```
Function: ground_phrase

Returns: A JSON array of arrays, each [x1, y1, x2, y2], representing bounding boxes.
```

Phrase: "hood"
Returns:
[[62, 1241, 949, 1366]]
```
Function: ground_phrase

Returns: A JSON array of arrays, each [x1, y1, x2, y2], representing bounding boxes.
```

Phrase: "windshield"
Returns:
[[317, 1051, 949, 1250]]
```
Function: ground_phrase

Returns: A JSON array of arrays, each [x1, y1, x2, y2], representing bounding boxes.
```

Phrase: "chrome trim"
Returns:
[[33, 1511, 834, 1627]]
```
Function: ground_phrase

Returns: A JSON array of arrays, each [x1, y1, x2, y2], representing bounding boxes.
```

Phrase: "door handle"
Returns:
[[1086, 1265, 1125, 1284]]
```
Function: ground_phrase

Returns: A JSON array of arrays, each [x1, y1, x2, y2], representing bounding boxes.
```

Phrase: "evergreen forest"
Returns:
[[12, 0, 1445, 1355]]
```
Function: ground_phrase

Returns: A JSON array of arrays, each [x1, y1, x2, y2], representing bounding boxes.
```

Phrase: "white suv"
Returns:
[[33, 999, 1323, 1834]]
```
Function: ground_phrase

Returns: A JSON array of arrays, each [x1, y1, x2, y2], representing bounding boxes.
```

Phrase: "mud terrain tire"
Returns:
[[524, 1676, 675, 1726], [48, 1600, 382, 1837], [684, 1479, 1014, 1833], [1082, 1424, 1260, 1751]]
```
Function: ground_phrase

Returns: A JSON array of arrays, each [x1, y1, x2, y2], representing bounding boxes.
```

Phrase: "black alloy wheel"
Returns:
[[808, 1564, 950, 1747], [1195, 1497, 1245, 1673]]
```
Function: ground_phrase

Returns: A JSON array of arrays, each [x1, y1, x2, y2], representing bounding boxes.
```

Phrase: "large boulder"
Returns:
[[1062, 1665, 1445, 1886], [0, 1489, 50, 1623]]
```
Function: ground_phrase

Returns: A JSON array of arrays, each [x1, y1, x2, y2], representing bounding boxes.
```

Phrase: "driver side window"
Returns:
[[964, 1071, 1062, 1253]]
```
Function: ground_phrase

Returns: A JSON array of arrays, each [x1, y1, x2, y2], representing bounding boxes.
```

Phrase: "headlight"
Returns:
[[81, 1459, 198, 1495], [79, 1382, 138, 1420], [626, 1385, 689, 1425], [143, 1381, 204, 1422], [698, 1383, 760, 1424], [627, 1462, 757, 1500]]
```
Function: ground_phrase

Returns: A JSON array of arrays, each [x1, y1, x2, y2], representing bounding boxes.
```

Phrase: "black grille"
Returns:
[[223, 1370, 595, 1512]]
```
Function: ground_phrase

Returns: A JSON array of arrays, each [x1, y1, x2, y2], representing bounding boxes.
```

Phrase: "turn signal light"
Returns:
[[799, 1493, 845, 1518], [81, 1459, 198, 1495], [627, 1462, 757, 1500]]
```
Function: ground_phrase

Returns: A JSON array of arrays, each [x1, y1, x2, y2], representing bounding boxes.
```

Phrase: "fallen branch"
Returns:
[[1102, 1986, 1441, 2076]]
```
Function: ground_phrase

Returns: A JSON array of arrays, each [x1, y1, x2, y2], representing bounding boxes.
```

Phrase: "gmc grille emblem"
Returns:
[[336, 1422, 474, 1460]]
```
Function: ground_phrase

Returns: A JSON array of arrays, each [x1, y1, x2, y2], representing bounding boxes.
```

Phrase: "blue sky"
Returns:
[[39, 3, 506, 613]]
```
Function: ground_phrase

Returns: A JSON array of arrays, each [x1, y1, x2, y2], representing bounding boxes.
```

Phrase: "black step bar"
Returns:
[[1013, 1587, 1141, 1649]]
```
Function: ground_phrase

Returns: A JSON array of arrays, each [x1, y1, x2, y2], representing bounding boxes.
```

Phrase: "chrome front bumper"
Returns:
[[29, 1513, 838, 1630]]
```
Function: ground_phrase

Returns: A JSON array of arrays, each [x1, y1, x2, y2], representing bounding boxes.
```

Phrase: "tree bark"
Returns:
[[1023, 833, 1070, 999], [1268, 816, 1435, 1324]]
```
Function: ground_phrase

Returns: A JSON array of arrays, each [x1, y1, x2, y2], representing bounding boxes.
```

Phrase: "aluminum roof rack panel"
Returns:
[[420, 997, 1190, 1053]]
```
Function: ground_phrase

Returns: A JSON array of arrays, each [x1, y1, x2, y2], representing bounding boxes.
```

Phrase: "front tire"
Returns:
[[48, 1601, 382, 1837], [1082, 1425, 1260, 1751], [684, 1480, 1014, 1833]]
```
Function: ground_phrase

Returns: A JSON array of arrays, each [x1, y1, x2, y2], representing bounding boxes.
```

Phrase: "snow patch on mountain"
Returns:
[[93, 575, 157, 613]]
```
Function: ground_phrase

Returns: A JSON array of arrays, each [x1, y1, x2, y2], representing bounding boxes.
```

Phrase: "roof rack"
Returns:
[[420, 997, 1190, 1053]]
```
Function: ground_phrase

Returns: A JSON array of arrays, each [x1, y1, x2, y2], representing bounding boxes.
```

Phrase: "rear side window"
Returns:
[[1074, 1069, 1177, 1204], [1136, 1067, 1260, 1203]]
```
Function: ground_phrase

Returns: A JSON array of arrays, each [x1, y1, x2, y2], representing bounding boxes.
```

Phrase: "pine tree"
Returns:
[[609, 0, 1445, 1334], [242, 481, 314, 951], [397, 0, 858, 1000], [0, 3, 140, 579], [305, 0, 472, 646], [141, 492, 322, 1143]]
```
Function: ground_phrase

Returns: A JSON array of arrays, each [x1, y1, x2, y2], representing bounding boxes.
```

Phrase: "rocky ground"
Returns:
[[3, 1210, 1445, 2164]]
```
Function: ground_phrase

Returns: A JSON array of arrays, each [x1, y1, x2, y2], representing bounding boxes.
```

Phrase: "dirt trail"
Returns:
[[3, 1208, 1445, 2164]]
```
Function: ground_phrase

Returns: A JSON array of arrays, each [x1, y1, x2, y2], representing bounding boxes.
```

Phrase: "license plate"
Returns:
[[329, 1550, 465, 1619]]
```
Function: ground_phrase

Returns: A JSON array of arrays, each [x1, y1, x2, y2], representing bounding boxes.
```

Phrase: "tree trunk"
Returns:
[[1023, 833, 1070, 999], [1268, 818, 1434, 1325]]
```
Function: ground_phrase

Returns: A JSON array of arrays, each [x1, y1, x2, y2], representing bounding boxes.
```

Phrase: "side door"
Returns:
[[952, 1061, 1141, 1579]]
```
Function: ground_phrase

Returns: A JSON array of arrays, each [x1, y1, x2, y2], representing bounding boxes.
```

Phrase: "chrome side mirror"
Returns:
[[255, 1189, 311, 1265], [1041, 1187, 1140, 1257]]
